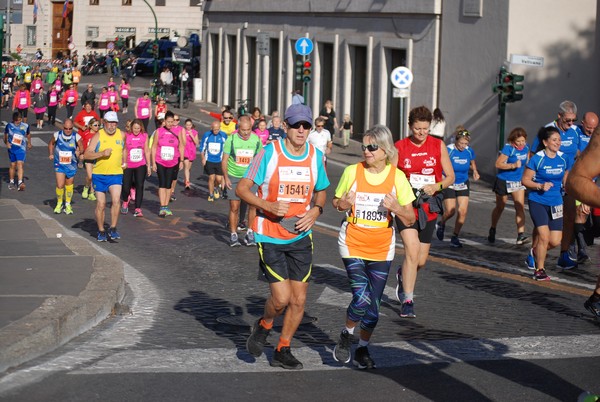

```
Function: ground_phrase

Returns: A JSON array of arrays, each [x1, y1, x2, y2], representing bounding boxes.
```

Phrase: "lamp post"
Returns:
[[142, 0, 158, 80]]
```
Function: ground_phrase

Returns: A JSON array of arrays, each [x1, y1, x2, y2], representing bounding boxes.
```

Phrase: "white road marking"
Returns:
[[65, 333, 600, 374], [0, 137, 48, 147]]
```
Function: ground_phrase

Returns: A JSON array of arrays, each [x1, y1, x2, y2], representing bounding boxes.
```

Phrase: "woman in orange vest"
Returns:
[[72, 66, 82, 89], [331, 124, 415, 369]]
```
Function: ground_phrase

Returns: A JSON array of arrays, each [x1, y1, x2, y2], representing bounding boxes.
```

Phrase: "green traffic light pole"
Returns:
[[494, 66, 507, 151], [142, 0, 159, 80], [494, 66, 524, 150], [497, 97, 506, 151]]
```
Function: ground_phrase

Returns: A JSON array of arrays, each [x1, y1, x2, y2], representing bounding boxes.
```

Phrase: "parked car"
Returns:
[[2, 54, 16, 66]]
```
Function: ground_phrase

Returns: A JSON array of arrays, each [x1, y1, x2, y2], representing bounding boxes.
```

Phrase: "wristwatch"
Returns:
[[314, 205, 323, 215]]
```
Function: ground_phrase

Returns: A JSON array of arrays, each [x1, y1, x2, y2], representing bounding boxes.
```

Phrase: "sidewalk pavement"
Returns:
[[0, 198, 125, 373], [0, 101, 364, 374]]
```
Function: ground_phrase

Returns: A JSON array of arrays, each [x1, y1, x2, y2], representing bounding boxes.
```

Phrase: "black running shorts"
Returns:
[[257, 235, 313, 283]]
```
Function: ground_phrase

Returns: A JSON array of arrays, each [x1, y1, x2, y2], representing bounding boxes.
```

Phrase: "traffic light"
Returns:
[[493, 68, 524, 103], [295, 55, 304, 82], [302, 60, 312, 82], [504, 73, 524, 103]]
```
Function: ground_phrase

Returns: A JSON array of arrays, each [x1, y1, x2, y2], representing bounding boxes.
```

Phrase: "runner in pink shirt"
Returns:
[[253, 119, 269, 145], [183, 118, 199, 189], [120, 78, 130, 113], [121, 119, 151, 217], [97, 87, 111, 119]]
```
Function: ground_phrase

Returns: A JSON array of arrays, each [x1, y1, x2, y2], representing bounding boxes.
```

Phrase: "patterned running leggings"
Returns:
[[343, 258, 391, 333]]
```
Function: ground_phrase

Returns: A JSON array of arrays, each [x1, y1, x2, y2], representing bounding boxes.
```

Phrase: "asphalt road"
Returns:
[[0, 73, 599, 401]]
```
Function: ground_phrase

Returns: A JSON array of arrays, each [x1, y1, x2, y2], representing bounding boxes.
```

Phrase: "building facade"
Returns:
[[15, 0, 203, 59], [201, 0, 599, 179]]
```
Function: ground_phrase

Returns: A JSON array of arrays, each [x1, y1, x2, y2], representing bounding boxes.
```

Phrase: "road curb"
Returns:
[[0, 200, 125, 373]]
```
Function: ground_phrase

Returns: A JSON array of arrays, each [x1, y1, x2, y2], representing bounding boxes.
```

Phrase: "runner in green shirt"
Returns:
[[222, 116, 263, 247]]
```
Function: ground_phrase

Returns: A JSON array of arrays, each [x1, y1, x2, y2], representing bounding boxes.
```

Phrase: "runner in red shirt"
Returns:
[[392, 106, 454, 319], [74, 102, 100, 131]]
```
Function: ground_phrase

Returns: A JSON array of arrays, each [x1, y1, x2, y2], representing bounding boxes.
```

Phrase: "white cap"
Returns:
[[104, 111, 119, 122]]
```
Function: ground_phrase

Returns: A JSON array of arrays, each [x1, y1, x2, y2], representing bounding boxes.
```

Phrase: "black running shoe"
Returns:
[[577, 251, 592, 264], [246, 318, 270, 357], [353, 346, 375, 369], [488, 227, 496, 243], [584, 295, 600, 321], [333, 329, 353, 364], [516, 233, 529, 245], [271, 347, 303, 370], [400, 300, 416, 318]]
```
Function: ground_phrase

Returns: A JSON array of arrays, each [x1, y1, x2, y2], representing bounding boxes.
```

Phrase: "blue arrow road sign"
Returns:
[[295, 38, 314, 56]]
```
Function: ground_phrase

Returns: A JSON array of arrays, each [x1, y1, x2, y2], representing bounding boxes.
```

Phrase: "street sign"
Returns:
[[393, 87, 410, 98], [295, 37, 314, 56], [149, 28, 170, 34], [257, 32, 270, 56], [115, 27, 136, 34], [172, 47, 192, 63], [390, 66, 413, 89], [510, 54, 544, 67]]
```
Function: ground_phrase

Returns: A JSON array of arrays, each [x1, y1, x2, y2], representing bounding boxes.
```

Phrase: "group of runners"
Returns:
[[4, 91, 600, 371], [230, 102, 600, 370]]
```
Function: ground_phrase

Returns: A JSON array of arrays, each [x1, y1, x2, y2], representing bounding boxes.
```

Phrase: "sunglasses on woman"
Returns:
[[361, 144, 379, 152]]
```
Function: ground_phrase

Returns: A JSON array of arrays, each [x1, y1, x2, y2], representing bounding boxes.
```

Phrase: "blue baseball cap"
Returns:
[[284, 104, 313, 125]]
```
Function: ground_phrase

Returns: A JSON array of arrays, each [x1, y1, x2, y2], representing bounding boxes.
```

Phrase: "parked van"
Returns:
[[135, 35, 200, 76]]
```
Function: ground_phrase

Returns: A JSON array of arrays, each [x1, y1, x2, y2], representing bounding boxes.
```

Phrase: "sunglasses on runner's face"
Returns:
[[223, 116, 233, 120], [288, 121, 312, 130], [361, 144, 379, 152], [563, 118, 577, 123]]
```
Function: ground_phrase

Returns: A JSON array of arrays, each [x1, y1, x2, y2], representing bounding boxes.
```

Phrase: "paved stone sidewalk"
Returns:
[[0, 198, 125, 372]]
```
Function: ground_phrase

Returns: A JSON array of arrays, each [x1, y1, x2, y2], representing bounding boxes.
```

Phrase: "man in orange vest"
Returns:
[[237, 104, 329, 370]]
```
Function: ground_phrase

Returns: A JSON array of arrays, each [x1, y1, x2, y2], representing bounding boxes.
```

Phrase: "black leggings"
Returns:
[[47, 105, 57, 124], [121, 165, 146, 208], [122, 98, 129, 109], [66, 104, 75, 119], [16, 107, 28, 118], [140, 118, 149, 132], [156, 163, 179, 188]]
